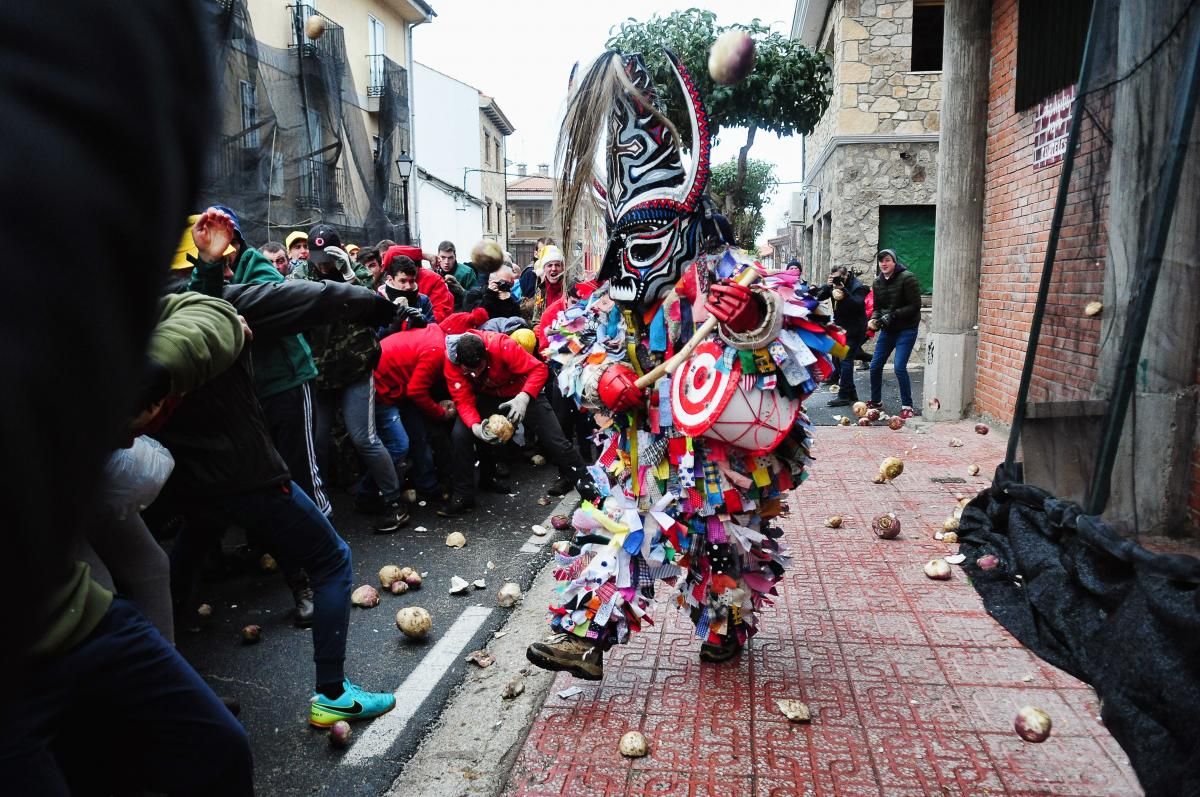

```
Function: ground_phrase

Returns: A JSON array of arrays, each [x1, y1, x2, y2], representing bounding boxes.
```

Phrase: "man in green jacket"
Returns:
[[188, 210, 330, 508], [186, 208, 329, 626], [152, 276, 400, 732]]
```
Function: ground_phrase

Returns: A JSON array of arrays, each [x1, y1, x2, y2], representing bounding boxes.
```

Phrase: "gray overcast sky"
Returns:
[[414, 0, 804, 246]]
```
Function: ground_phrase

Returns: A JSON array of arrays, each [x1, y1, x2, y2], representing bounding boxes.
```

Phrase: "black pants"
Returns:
[[451, 393, 585, 499], [1, 598, 253, 796], [547, 376, 597, 459], [839, 335, 866, 400], [260, 381, 330, 516]]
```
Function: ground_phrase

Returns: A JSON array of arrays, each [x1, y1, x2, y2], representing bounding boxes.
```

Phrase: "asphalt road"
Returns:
[[804, 362, 925, 426], [173, 363, 920, 796], [175, 457, 572, 797]]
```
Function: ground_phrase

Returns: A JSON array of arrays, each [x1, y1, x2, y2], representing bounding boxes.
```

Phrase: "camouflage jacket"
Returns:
[[292, 264, 382, 391]]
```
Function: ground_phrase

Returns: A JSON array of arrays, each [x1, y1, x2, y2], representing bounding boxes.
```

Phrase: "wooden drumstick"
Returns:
[[634, 265, 761, 389]]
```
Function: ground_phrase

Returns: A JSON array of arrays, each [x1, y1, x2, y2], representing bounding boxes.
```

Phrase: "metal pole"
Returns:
[[1003, 0, 1102, 472], [1085, 7, 1200, 515], [400, 176, 411, 245], [295, 5, 315, 204]]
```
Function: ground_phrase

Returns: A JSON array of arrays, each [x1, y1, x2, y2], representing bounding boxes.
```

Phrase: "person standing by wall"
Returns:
[[867, 248, 922, 418], [820, 265, 870, 407]]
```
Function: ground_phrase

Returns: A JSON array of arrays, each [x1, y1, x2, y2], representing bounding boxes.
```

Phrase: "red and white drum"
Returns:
[[671, 341, 800, 455]]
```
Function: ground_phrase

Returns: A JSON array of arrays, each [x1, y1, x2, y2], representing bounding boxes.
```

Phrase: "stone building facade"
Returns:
[[791, 0, 943, 293], [478, 95, 514, 251]]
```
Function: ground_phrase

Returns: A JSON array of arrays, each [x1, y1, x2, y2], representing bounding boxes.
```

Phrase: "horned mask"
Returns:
[[555, 50, 713, 313]]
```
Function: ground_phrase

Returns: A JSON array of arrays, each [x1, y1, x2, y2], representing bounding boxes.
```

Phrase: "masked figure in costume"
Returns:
[[525, 50, 847, 679]]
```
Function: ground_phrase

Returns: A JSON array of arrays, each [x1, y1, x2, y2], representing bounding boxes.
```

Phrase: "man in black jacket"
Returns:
[[867, 248, 923, 417], [153, 273, 403, 730], [819, 265, 869, 406]]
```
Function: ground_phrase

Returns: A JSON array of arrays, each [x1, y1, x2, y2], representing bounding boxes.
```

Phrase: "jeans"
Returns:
[[316, 375, 400, 502], [0, 598, 253, 796], [838, 336, 865, 400], [451, 393, 584, 499], [373, 401, 438, 493], [869, 326, 919, 407], [169, 481, 353, 686]]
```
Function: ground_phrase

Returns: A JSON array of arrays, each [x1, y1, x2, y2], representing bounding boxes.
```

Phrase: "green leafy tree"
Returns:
[[707, 159, 777, 248], [606, 9, 830, 218]]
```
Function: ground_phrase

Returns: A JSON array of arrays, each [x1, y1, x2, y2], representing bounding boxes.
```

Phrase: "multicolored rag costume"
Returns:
[[528, 50, 847, 672]]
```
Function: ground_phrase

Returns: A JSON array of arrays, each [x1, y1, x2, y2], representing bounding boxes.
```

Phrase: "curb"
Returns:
[[382, 495, 578, 797]]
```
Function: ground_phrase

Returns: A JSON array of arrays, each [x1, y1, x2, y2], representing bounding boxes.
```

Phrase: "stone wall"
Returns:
[[806, 141, 939, 281], [804, 0, 944, 170]]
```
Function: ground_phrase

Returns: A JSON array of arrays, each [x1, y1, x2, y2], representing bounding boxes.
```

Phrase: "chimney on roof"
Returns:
[[537, 163, 549, 176], [516, 163, 527, 177]]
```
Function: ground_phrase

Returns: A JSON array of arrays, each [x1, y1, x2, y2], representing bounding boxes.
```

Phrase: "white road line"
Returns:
[[341, 605, 494, 765], [519, 491, 578, 552]]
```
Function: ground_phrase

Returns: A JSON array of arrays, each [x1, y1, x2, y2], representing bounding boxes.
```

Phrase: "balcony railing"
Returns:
[[382, 182, 407, 222], [297, 159, 347, 213], [288, 4, 344, 64], [206, 121, 275, 195], [366, 54, 406, 97]]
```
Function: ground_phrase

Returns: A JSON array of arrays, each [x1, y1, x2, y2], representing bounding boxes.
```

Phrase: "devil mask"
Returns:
[[556, 50, 713, 313]]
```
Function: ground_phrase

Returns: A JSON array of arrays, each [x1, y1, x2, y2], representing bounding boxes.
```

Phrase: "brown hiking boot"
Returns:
[[525, 633, 604, 680]]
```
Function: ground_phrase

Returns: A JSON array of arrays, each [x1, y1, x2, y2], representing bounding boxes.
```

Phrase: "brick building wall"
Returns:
[[975, 0, 1110, 422]]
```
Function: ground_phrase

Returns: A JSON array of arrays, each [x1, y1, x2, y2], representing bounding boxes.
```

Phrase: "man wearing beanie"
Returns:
[[296, 223, 411, 532]]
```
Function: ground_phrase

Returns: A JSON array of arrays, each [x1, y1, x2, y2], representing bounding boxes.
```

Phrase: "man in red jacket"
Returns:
[[440, 330, 586, 516], [374, 323, 454, 499], [381, 245, 454, 322]]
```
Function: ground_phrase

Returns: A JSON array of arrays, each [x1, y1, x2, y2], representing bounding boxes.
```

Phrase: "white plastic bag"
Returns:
[[101, 435, 175, 519]]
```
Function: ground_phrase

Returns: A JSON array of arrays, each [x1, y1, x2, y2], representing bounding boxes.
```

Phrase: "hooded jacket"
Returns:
[[870, 251, 922, 332], [375, 323, 450, 421], [154, 280, 394, 498], [187, 247, 319, 398], [381, 245, 455, 322], [444, 330, 548, 428]]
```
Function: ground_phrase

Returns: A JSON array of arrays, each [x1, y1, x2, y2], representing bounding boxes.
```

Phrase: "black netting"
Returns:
[[960, 468, 1200, 796], [196, 1, 409, 246], [963, 1, 1200, 793]]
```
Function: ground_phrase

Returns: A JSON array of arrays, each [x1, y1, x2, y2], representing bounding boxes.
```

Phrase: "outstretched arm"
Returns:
[[222, 280, 395, 340]]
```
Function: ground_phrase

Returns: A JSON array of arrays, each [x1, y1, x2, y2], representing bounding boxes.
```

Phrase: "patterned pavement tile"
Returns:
[[505, 763, 628, 797], [755, 724, 882, 797], [917, 610, 1025, 648], [934, 645, 1060, 688], [505, 421, 1147, 795], [952, 685, 1103, 738], [840, 641, 949, 685], [626, 770, 754, 797], [851, 679, 978, 732], [865, 726, 1007, 795], [980, 732, 1145, 796]]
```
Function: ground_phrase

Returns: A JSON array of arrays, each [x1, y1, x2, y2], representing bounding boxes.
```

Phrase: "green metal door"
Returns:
[[878, 205, 936, 294]]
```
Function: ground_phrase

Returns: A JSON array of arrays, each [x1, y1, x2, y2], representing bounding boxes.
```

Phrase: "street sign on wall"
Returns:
[[1033, 86, 1075, 169]]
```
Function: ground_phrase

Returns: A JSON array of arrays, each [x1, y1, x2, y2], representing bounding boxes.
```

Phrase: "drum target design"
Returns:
[[671, 342, 739, 435], [671, 341, 801, 455]]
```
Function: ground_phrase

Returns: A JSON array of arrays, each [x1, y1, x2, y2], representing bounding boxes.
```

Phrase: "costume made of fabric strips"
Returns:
[[543, 263, 844, 649], [538, 49, 847, 653]]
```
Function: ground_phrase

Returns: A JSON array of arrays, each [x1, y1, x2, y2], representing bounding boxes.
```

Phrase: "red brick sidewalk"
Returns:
[[504, 420, 1144, 796]]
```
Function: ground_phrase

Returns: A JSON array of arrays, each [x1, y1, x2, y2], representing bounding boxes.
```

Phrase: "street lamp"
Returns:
[[395, 151, 413, 245]]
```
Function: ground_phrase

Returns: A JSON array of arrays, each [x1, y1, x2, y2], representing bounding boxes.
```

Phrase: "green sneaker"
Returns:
[[310, 680, 396, 728]]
